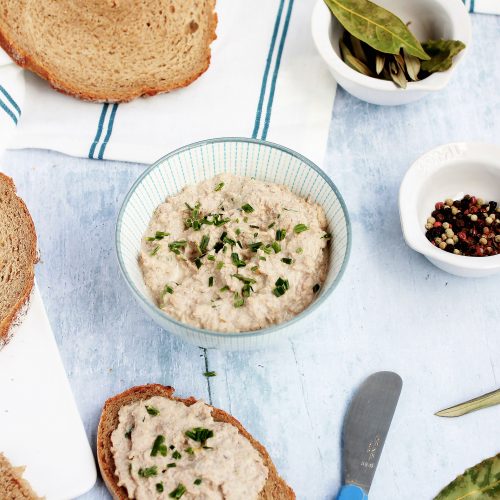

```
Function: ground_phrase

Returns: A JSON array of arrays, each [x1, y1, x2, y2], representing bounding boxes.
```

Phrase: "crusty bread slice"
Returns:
[[0, 173, 37, 349], [0, 0, 217, 102], [97, 384, 295, 500], [0, 453, 43, 499]]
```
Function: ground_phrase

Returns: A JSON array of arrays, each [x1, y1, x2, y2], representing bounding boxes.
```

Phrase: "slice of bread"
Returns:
[[0, 453, 43, 499], [0, 173, 37, 349], [97, 384, 295, 499], [0, 0, 217, 102]]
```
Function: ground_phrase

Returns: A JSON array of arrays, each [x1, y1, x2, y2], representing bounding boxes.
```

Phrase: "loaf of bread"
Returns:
[[97, 384, 295, 499], [0, 173, 37, 349], [0, 0, 217, 102], [0, 453, 43, 499]]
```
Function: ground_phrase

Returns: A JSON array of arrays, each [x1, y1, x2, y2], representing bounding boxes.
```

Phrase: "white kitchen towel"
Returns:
[[1, 0, 336, 167], [463, 0, 500, 14]]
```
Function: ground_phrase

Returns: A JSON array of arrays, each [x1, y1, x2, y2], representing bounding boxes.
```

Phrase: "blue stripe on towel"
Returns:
[[261, 0, 294, 140], [252, 0, 285, 139], [88, 103, 109, 159], [0, 85, 21, 116], [0, 97, 17, 124], [469, 0, 475, 12], [97, 103, 119, 160]]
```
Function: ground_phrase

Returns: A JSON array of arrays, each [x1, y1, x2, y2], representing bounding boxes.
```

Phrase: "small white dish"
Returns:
[[399, 142, 500, 278], [311, 0, 471, 105]]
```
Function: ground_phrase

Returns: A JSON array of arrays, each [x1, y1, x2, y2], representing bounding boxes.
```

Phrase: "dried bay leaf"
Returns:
[[404, 49, 421, 80], [375, 53, 385, 74], [349, 32, 368, 62], [421, 39, 466, 73], [324, 0, 430, 60], [340, 39, 375, 77], [434, 454, 500, 500], [389, 60, 407, 89]]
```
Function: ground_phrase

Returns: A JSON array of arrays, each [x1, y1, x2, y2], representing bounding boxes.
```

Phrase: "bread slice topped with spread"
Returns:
[[0, 173, 37, 349], [0, 0, 217, 102], [0, 453, 43, 499], [97, 384, 295, 499]]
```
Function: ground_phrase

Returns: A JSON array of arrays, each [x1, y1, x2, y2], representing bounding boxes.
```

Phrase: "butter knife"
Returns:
[[435, 388, 500, 417]]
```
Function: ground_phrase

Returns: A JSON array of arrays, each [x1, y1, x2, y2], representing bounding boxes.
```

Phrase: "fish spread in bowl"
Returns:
[[139, 173, 330, 333]]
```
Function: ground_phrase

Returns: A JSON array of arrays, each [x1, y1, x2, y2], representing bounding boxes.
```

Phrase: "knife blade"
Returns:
[[338, 371, 402, 500], [435, 388, 500, 417]]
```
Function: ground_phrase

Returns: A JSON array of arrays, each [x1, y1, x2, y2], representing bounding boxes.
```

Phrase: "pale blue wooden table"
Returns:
[[2, 13, 500, 500]]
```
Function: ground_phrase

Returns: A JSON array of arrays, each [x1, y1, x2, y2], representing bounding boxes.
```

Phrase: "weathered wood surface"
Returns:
[[1, 13, 499, 500]]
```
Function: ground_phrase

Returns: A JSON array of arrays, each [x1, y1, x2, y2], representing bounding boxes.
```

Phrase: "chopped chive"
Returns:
[[241, 203, 254, 213], [146, 405, 160, 416], [249, 224, 260, 229], [156, 482, 164, 493], [273, 277, 290, 297], [275, 229, 286, 241], [138, 466, 158, 478], [163, 284, 174, 295], [185, 428, 214, 446], [150, 245, 160, 256], [236, 240, 243, 249], [169, 484, 186, 499], [185, 447, 194, 455], [294, 223, 309, 234], [213, 241, 224, 253], [233, 292, 245, 308], [296, 247, 303, 254], [259, 256, 267, 261], [168, 240, 187, 254], [235, 228, 241, 236], [313, 283, 321, 293], [125, 426, 134, 439], [167, 463, 176, 468], [203, 371, 216, 377], [271, 241, 281, 253], [151, 435, 168, 457], [207, 254, 215, 261], [208, 276, 214, 287], [194, 478, 202, 485], [147, 231, 170, 241], [253, 232, 258, 238], [172, 450, 182, 460], [243, 216, 249, 223], [232, 274, 256, 284], [199, 234, 210, 254], [214, 182, 224, 191], [262, 245, 272, 255], [194, 258, 203, 269], [268, 222, 276, 229], [248, 242, 263, 252], [216, 261, 224, 270], [251, 266, 259, 272], [169, 445, 175, 450], [219, 285, 229, 292], [231, 252, 246, 268], [242, 283, 254, 297], [281, 257, 293, 265]]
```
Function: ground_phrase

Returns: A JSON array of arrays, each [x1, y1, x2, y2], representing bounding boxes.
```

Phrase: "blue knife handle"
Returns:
[[337, 484, 368, 500]]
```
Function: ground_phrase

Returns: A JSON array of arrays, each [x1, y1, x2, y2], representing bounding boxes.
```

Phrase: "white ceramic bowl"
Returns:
[[399, 142, 500, 278], [116, 138, 351, 350], [311, 0, 471, 105]]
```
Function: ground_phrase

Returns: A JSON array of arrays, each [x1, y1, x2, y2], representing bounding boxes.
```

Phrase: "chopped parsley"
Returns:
[[150, 245, 160, 256], [151, 435, 168, 457], [294, 223, 309, 234], [172, 450, 182, 460], [203, 371, 217, 377], [281, 257, 293, 265], [185, 427, 214, 446], [208, 276, 214, 287], [147, 231, 170, 241], [168, 240, 187, 254], [233, 292, 245, 308], [214, 182, 224, 191], [241, 203, 254, 213], [156, 482, 164, 493], [273, 277, 290, 297], [169, 484, 187, 499], [231, 252, 246, 268], [313, 283, 321, 293], [138, 466, 158, 478], [248, 241, 263, 252], [275, 229, 286, 241], [146, 405, 160, 416], [194, 478, 202, 485]]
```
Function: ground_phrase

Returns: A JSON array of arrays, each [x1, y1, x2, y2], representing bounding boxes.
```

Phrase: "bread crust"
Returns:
[[0, 173, 38, 349], [97, 384, 295, 500], [0, 3, 218, 103]]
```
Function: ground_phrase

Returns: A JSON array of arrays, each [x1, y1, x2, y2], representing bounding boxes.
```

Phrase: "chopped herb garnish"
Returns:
[[214, 182, 224, 191], [268, 222, 276, 229], [168, 240, 187, 254], [207, 254, 215, 261], [169, 484, 187, 499], [249, 224, 260, 229], [243, 216, 249, 223], [294, 223, 309, 234], [322, 232, 332, 240], [271, 241, 281, 253], [236, 240, 243, 249], [253, 232, 258, 238], [248, 241, 263, 252], [203, 371, 217, 377], [156, 482, 164, 493], [147, 231, 170, 241], [242, 284, 253, 297], [185, 427, 214, 446], [167, 463, 176, 468], [296, 247, 303, 254], [185, 447, 194, 455], [213, 241, 224, 253], [212, 214, 230, 227], [194, 258, 203, 269], [219, 285, 229, 292], [222, 235, 236, 247], [231, 252, 246, 268], [259, 256, 267, 261], [251, 266, 259, 272], [281, 257, 293, 265], [235, 228, 241, 236], [199, 234, 210, 254], [151, 435, 168, 457], [275, 229, 286, 241], [241, 203, 254, 213], [163, 284, 174, 295], [208, 276, 214, 287], [313, 284, 321, 293], [273, 277, 290, 297], [232, 274, 256, 284], [172, 450, 182, 460], [150, 245, 160, 256], [138, 466, 158, 478], [233, 292, 245, 308], [216, 261, 224, 270], [194, 478, 202, 485], [125, 426, 134, 439], [146, 405, 160, 416]]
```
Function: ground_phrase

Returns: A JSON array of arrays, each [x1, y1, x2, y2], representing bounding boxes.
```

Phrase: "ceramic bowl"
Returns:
[[399, 142, 500, 278], [311, 0, 471, 105], [116, 138, 351, 350]]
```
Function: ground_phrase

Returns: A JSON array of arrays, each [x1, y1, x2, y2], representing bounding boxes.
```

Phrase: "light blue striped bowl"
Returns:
[[116, 138, 351, 350]]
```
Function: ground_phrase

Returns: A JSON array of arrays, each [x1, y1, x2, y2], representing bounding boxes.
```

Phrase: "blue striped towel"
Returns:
[[0, 0, 336, 166]]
